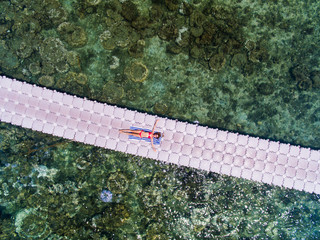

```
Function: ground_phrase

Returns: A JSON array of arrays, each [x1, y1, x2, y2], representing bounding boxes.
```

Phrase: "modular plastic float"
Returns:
[[0, 75, 319, 194]]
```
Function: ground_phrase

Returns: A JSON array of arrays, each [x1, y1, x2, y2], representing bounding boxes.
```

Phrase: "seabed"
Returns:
[[0, 0, 320, 239]]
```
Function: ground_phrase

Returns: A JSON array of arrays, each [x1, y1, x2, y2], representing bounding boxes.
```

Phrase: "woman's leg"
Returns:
[[119, 129, 141, 137]]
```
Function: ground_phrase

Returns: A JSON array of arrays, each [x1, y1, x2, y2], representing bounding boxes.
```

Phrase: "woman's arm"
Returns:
[[151, 119, 159, 152], [151, 119, 159, 134], [151, 137, 156, 152]]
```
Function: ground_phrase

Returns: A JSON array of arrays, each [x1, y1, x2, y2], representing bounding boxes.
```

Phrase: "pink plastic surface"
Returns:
[[0, 76, 319, 195]]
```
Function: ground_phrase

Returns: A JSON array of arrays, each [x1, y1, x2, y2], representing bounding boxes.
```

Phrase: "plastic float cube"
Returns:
[[275, 165, 286, 176], [198, 160, 211, 171], [210, 162, 222, 174], [310, 149, 320, 161], [42, 122, 55, 134], [0, 76, 13, 88], [165, 119, 176, 130], [144, 114, 156, 126], [103, 105, 115, 117], [11, 80, 23, 92], [298, 158, 308, 170], [28, 96, 39, 108], [83, 99, 94, 112], [194, 136, 204, 148], [41, 88, 53, 100], [196, 125, 207, 137], [116, 140, 127, 152], [241, 168, 253, 180], [186, 123, 197, 135], [262, 173, 273, 184], [251, 171, 263, 182], [53, 125, 65, 137], [124, 109, 135, 122], [238, 134, 249, 146], [243, 158, 255, 169], [31, 85, 43, 98], [0, 88, 9, 99], [171, 142, 182, 153], [223, 154, 233, 165], [134, 112, 146, 124], [189, 157, 201, 169], [179, 155, 190, 167], [127, 144, 138, 155], [113, 107, 125, 119], [220, 164, 232, 175], [14, 103, 27, 115], [159, 151, 169, 162], [173, 132, 184, 143], [21, 117, 34, 128], [176, 121, 187, 132], [106, 138, 117, 150], [212, 152, 223, 162], [93, 102, 104, 114], [77, 121, 89, 132], [225, 143, 236, 155], [266, 152, 277, 163], [11, 114, 23, 125], [215, 141, 226, 152], [183, 134, 194, 145], [226, 132, 238, 143], [272, 175, 284, 187], [137, 145, 149, 157], [84, 133, 97, 145], [95, 136, 107, 148], [80, 110, 91, 122], [64, 128, 75, 140], [168, 153, 179, 164], [216, 130, 228, 142], [256, 150, 267, 161], [158, 139, 170, 151], [231, 166, 242, 178], [279, 143, 290, 155], [202, 149, 212, 160], [257, 139, 269, 150], [181, 144, 193, 156]]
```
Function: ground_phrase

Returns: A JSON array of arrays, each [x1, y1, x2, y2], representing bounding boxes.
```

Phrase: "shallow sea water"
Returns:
[[0, 0, 320, 239]]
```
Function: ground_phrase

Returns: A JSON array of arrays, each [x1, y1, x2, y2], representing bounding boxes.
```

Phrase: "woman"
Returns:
[[119, 119, 162, 151]]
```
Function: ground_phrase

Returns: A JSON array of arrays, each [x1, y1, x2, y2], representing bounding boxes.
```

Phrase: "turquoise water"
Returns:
[[0, 0, 320, 239]]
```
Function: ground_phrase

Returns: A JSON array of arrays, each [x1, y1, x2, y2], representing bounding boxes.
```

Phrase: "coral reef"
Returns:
[[0, 41, 19, 70], [311, 71, 320, 88], [121, 1, 139, 22], [128, 40, 145, 58], [0, 0, 320, 238], [28, 62, 41, 76], [39, 75, 55, 87], [100, 30, 116, 50], [91, 203, 130, 230], [39, 37, 69, 75], [107, 172, 129, 194], [15, 208, 51, 239], [209, 53, 226, 72], [86, 0, 101, 6], [101, 82, 124, 104], [124, 61, 149, 82], [290, 65, 313, 91], [57, 22, 88, 47]]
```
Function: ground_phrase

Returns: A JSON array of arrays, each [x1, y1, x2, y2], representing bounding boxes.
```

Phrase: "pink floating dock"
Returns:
[[1, 75, 319, 194]]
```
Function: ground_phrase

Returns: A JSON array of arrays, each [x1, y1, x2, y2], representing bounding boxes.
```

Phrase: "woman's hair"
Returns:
[[154, 132, 163, 139]]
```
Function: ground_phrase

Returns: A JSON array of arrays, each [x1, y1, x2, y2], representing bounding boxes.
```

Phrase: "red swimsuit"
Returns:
[[139, 130, 152, 139]]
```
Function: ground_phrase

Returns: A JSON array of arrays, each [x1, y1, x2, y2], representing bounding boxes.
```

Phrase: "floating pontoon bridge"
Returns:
[[0, 76, 319, 194]]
